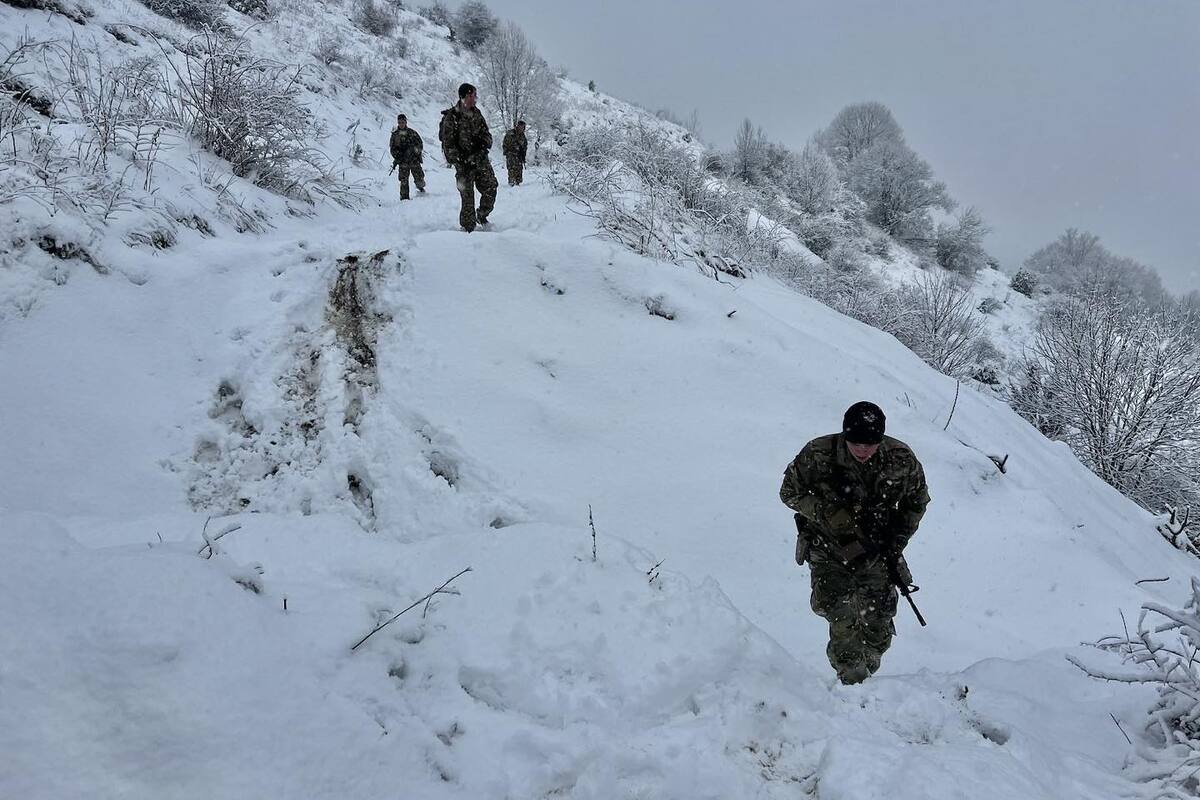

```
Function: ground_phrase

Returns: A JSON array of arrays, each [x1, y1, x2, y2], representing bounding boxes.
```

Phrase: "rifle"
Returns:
[[887, 558, 927, 627], [388, 161, 397, 175]]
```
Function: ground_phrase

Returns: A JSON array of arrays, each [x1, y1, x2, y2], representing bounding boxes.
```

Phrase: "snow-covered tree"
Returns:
[[1024, 229, 1166, 304], [845, 139, 954, 244], [816, 101, 904, 167], [783, 142, 840, 215], [476, 21, 561, 131], [935, 206, 991, 276], [1014, 284, 1200, 511], [730, 117, 768, 185], [454, 0, 497, 51]]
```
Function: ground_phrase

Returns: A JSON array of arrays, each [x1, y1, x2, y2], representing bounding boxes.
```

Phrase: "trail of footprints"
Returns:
[[186, 249, 479, 530]]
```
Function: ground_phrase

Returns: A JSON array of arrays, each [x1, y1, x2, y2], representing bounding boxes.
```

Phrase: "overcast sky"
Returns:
[[482, 0, 1200, 293]]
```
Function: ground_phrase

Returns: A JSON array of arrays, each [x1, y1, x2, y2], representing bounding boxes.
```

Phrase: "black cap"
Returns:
[[843, 401, 886, 445]]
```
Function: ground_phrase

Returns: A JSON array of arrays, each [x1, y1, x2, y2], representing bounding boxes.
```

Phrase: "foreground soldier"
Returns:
[[502, 120, 528, 186], [388, 114, 425, 200], [439, 82, 498, 232], [779, 402, 930, 684]]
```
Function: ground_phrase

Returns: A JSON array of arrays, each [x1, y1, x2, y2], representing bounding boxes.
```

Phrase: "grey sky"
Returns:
[[482, 0, 1200, 293]]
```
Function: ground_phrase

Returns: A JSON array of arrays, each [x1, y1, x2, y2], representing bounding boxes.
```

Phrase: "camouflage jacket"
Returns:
[[502, 128, 527, 161], [439, 102, 492, 166], [389, 127, 423, 165], [780, 433, 930, 563]]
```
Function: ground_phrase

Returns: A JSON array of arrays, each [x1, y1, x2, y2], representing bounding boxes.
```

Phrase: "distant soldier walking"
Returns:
[[439, 83, 497, 232], [502, 120, 528, 186], [388, 114, 425, 200], [780, 402, 930, 685]]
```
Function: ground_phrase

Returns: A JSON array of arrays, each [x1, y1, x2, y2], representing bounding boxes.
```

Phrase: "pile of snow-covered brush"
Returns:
[[1069, 578, 1200, 798], [547, 121, 782, 281]]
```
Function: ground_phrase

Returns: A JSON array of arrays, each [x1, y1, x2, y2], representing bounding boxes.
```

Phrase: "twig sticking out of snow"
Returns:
[[197, 516, 243, 559], [943, 379, 960, 432], [588, 505, 598, 562], [351, 567, 472, 652]]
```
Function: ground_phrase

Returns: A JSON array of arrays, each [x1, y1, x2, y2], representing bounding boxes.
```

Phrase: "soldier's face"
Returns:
[[846, 441, 880, 463], [463, 90, 478, 109], [398, 118, 407, 128]]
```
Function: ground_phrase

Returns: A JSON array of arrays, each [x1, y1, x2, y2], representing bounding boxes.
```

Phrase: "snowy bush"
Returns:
[[824, 241, 867, 273], [417, 1, 452, 27], [935, 206, 990, 276], [549, 122, 778, 280], [978, 296, 1003, 315], [783, 141, 840, 215], [1069, 580, 1200, 797], [1013, 286, 1200, 512], [1010, 268, 1039, 297], [454, 0, 497, 50], [314, 32, 345, 66], [894, 271, 989, 379], [138, 0, 229, 30], [157, 32, 360, 206], [227, 0, 272, 19], [353, 0, 398, 37]]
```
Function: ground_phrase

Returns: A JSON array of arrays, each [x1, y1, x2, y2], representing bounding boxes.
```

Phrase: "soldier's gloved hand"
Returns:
[[893, 555, 913, 587], [826, 506, 855, 532]]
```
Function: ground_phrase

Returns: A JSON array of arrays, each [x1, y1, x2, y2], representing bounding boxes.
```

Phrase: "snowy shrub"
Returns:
[[1013, 287, 1200, 512], [935, 206, 990, 276], [1068, 580, 1200, 797], [386, 36, 410, 60], [313, 32, 345, 66], [1010, 268, 1038, 297], [138, 0, 228, 30], [824, 241, 867, 273], [894, 271, 988, 379], [783, 141, 840, 214], [796, 195, 864, 259], [158, 32, 360, 207], [417, 1, 451, 28], [549, 122, 776, 281], [978, 296, 1003, 315], [351, 56, 401, 99], [353, 0, 398, 37], [227, 0, 272, 19], [454, 0, 497, 50]]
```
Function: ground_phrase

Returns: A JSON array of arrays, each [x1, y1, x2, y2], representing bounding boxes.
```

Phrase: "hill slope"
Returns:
[[1, 1, 1194, 798]]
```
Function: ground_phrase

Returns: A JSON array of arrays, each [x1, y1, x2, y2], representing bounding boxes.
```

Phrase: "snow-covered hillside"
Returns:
[[2, 1, 1196, 798]]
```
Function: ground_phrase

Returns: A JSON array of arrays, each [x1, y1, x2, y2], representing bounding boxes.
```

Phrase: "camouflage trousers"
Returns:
[[506, 156, 524, 185], [397, 164, 425, 200], [455, 159, 498, 231], [808, 552, 898, 684]]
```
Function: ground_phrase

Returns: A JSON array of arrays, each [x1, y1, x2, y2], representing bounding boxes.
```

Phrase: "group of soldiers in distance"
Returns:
[[390, 82, 935, 686], [387, 82, 527, 233]]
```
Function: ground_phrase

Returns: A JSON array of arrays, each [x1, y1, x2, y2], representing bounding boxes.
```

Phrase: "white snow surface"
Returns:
[[0, 2, 1192, 798]]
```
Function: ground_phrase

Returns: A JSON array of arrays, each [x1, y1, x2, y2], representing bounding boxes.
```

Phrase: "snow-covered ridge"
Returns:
[[1, 1, 1196, 798]]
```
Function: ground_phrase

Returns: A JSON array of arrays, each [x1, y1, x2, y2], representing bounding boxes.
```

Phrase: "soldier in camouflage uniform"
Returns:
[[439, 83, 498, 232], [779, 402, 930, 685], [502, 120, 528, 186], [389, 114, 425, 200]]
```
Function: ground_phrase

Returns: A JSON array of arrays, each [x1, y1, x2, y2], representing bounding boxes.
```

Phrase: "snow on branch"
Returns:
[[1069, 580, 1200, 797]]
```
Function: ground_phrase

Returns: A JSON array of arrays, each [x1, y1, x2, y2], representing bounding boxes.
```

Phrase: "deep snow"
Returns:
[[1, 1, 1194, 797]]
